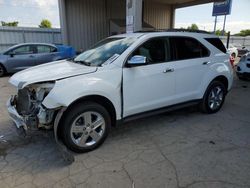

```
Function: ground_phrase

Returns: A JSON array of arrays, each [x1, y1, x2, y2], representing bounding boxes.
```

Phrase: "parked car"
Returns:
[[0, 43, 76, 77], [7, 31, 233, 155], [236, 53, 250, 80], [233, 43, 249, 57], [224, 43, 238, 58]]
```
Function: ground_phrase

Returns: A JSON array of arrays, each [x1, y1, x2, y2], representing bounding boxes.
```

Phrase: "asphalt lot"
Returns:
[[0, 70, 250, 188]]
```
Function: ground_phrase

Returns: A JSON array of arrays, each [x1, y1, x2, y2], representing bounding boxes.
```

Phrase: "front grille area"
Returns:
[[16, 88, 33, 115]]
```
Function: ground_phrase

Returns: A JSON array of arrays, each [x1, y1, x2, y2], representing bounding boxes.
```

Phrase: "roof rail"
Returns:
[[166, 28, 211, 34], [135, 28, 211, 34]]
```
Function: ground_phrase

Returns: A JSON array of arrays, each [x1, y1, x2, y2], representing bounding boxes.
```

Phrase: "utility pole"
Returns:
[[222, 14, 227, 35], [213, 16, 217, 33]]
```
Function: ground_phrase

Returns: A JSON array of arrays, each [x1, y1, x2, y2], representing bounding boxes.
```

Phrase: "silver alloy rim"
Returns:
[[70, 111, 105, 147], [208, 86, 224, 110]]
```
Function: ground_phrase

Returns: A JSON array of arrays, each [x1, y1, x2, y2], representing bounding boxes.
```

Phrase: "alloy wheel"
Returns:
[[70, 111, 106, 147], [208, 86, 224, 110]]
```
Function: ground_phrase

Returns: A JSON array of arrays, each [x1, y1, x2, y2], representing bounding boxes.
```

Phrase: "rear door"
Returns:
[[169, 36, 210, 102], [34, 45, 58, 65]]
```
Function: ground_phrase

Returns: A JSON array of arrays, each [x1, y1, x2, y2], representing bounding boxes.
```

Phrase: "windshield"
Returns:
[[74, 37, 136, 66]]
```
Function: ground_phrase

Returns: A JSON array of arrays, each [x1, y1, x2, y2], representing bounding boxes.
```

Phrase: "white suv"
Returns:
[[7, 31, 233, 153]]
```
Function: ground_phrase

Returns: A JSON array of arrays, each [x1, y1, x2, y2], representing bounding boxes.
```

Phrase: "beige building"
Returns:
[[58, 0, 218, 52]]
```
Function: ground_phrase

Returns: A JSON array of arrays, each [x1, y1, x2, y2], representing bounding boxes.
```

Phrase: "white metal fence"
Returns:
[[1, 26, 249, 53], [0, 26, 62, 52], [219, 36, 250, 50]]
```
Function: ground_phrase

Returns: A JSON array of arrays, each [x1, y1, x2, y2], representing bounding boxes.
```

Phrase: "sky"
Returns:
[[0, 0, 60, 28], [0, 0, 249, 34], [175, 0, 250, 34]]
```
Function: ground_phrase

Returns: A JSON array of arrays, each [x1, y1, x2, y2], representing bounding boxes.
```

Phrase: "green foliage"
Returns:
[[1, 21, 18, 27], [187, 24, 199, 31], [215, 29, 228, 36], [234, 29, 250, 36], [39, 19, 52, 28]]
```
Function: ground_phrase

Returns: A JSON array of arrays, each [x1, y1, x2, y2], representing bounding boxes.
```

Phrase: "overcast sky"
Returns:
[[0, 0, 249, 34]]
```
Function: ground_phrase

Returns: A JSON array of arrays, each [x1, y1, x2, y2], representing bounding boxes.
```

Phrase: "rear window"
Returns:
[[205, 38, 227, 53]]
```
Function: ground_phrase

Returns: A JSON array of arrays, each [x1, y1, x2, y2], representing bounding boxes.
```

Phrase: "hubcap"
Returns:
[[208, 86, 224, 110], [70, 111, 105, 147]]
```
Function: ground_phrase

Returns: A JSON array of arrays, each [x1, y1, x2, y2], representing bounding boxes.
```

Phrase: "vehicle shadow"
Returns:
[[0, 105, 199, 174]]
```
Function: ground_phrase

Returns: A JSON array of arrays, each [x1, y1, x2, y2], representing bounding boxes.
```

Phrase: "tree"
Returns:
[[234, 29, 250, 37], [215, 29, 228, 36], [187, 24, 199, 31], [1, 21, 18, 27], [39, 19, 52, 28]]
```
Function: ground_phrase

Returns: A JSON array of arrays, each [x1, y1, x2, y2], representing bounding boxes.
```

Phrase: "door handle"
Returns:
[[29, 55, 35, 58], [203, 61, 211, 65], [163, 68, 174, 73]]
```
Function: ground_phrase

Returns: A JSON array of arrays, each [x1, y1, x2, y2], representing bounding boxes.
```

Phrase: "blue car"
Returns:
[[0, 43, 76, 77]]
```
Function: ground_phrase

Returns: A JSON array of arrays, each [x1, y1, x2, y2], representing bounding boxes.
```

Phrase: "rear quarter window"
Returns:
[[205, 38, 227, 53]]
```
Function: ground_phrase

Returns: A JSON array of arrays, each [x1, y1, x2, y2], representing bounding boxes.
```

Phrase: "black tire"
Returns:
[[200, 81, 226, 114], [0, 64, 6, 77], [61, 102, 111, 153], [238, 75, 248, 81]]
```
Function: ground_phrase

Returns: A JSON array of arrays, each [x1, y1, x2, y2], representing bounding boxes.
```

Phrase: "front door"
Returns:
[[122, 37, 176, 117], [6, 45, 36, 72]]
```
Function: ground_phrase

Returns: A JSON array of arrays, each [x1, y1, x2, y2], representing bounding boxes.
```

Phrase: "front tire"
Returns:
[[0, 64, 6, 77], [237, 75, 248, 81], [200, 81, 226, 114], [61, 102, 111, 153]]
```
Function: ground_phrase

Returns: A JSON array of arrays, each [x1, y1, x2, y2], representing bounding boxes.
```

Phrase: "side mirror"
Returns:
[[127, 55, 147, 67], [242, 46, 246, 49], [9, 51, 15, 57]]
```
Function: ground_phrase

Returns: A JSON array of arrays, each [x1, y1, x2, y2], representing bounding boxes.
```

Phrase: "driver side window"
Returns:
[[11, 45, 33, 55], [131, 38, 167, 64]]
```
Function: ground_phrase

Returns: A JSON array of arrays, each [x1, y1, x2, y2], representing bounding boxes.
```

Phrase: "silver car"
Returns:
[[0, 43, 76, 77]]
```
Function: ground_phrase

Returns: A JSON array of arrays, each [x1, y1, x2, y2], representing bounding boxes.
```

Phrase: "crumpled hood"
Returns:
[[9, 60, 97, 88]]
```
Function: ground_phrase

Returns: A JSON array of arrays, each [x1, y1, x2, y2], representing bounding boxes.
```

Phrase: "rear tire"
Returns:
[[0, 64, 6, 77], [61, 102, 111, 153], [200, 81, 226, 114]]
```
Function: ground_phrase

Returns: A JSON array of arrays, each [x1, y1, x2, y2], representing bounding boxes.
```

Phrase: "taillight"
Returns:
[[230, 55, 234, 68]]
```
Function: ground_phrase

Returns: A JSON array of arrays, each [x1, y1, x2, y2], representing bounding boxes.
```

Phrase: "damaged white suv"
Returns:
[[7, 31, 233, 154]]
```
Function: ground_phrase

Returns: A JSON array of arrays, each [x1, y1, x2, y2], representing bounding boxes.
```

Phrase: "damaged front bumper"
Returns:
[[7, 95, 53, 136], [7, 96, 28, 134], [7, 96, 75, 163]]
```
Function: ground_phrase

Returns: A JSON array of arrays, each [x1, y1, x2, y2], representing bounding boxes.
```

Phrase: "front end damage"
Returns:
[[7, 82, 75, 163], [7, 82, 56, 133]]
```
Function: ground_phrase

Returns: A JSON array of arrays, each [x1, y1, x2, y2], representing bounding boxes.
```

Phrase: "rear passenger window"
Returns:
[[170, 37, 209, 61], [205, 38, 227, 53], [37, 45, 57, 53]]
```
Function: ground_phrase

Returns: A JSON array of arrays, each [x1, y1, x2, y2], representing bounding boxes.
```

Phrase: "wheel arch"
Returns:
[[211, 75, 229, 92], [59, 94, 117, 129], [0, 62, 7, 73]]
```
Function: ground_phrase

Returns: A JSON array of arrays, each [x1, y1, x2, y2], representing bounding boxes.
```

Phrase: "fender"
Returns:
[[42, 69, 122, 119], [198, 61, 233, 98]]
